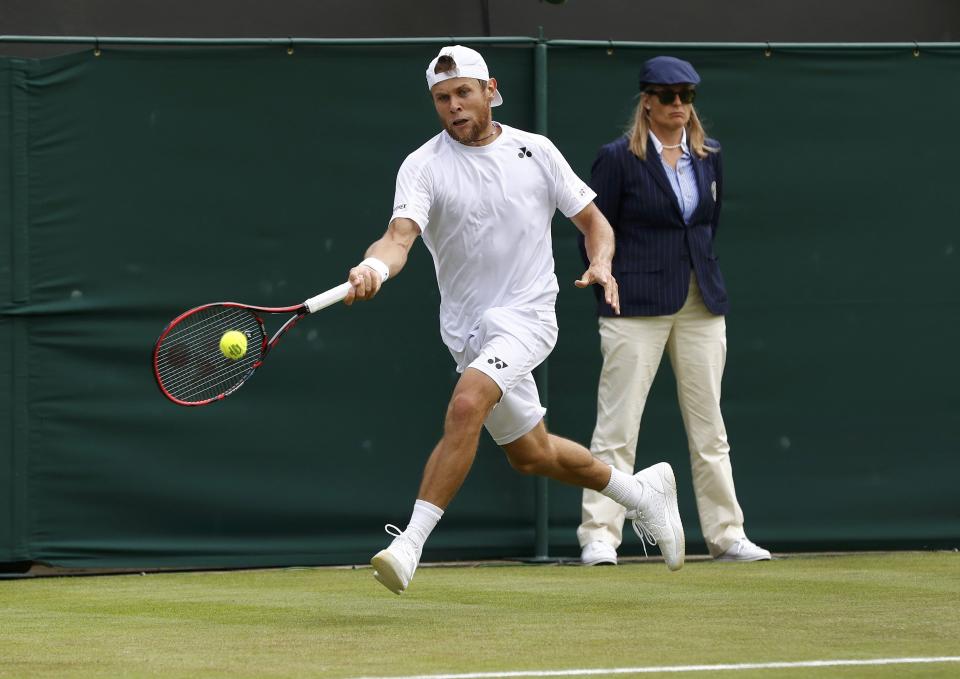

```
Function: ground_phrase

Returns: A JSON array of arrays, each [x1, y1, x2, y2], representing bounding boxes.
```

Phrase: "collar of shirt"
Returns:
[[649, 127, 699, 225], [648, 128, 689, 155]]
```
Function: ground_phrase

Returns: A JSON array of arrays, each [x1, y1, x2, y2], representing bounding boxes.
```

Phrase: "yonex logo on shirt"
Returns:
[[487, 356, 509, 369], [517, 147, 532, 158]]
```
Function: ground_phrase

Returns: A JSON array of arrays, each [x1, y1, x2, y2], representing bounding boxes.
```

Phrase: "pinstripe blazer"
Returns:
[[579, 134, 729, 317]]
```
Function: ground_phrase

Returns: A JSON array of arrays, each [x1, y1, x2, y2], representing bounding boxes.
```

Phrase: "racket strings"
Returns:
[[161, 353, 254, 401], [157, 312, 261, 401], [156, 313, 260, 400], [155, 305, 265, 403]]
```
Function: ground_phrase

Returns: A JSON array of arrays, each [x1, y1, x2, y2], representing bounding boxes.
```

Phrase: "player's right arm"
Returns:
[[347, 146, 432, 305], [345, 217, 421, 305]]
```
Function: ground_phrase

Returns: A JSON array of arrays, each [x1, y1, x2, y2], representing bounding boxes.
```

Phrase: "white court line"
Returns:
[[351, 656, 960, 679]]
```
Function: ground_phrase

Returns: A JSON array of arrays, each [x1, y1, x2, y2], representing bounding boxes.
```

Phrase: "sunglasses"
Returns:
[[645, 88, 697, 105]]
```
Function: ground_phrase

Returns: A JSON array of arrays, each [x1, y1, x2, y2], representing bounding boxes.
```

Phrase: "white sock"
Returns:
[[402, 499, 444, 551], [600, 467, 642, 508]]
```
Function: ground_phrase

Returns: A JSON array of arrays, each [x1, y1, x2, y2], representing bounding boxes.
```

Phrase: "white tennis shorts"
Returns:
[[449, 306, 559, 445]]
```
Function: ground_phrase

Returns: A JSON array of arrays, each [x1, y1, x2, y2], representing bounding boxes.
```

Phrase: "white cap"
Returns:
[[425, 45, 503, 107]]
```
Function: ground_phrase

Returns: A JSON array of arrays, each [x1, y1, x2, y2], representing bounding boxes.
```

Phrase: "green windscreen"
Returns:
[[1, 44, 957, 568]]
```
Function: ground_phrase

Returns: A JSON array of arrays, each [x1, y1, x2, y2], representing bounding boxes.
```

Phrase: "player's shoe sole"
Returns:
[[371, 549, 408, 595], [656, 462, 685, 571], [628, 462, 685, 571]]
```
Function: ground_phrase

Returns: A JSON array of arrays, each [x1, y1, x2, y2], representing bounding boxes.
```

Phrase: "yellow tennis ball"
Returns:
[[220, 330, 247, 360]]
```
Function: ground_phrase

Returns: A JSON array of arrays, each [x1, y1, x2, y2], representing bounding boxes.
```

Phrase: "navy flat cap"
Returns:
[[639, 56, 701, 88]]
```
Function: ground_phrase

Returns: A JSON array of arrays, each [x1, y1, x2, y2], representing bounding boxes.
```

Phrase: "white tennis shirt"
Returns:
[[391, 123, 596, 351]]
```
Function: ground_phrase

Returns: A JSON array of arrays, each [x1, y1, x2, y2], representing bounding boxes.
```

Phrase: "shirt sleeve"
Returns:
[[391, 156, 432, 233], [544, 138, 596, 219]]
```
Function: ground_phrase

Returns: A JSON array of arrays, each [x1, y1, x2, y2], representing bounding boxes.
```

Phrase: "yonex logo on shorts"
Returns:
[[487, 356, 509, 369], [393, 203, 407, 211], [517, 147, 532, 158]]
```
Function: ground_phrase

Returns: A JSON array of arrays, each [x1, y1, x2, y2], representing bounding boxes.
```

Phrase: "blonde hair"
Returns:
[[626, 93, 718, 160]]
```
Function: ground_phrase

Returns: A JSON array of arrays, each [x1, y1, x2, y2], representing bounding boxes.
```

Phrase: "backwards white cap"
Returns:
[[425, 45, 503, 107]]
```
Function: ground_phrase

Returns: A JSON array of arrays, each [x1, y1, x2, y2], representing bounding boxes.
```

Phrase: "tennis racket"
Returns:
[[153, 282, 352, 406]]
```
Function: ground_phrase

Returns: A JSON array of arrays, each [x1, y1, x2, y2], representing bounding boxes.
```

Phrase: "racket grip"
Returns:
[[304, 282, 352, 314]]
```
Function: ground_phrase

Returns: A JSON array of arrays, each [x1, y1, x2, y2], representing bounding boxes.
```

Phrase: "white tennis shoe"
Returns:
[[581, 541, 618, 566], [371, 524, 421, 595], [624, 462, 685, 571], [715, 537, 771, 562]]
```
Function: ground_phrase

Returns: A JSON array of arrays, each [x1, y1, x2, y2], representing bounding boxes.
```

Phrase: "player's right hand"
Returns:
[[344, 264, 383, 305]]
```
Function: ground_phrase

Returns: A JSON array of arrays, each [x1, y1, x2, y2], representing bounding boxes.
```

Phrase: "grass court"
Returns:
[[2, 552, 959, 678]]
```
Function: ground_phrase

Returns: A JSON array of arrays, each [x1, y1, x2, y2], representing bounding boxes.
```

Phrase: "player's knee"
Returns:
[[446, 392, 488, 430]]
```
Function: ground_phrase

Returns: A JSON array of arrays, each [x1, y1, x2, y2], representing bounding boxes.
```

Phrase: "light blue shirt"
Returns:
[[649, 129, 699, 224]]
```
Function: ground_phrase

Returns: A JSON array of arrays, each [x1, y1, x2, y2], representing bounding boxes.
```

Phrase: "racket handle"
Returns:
[[304, 282, 352, 314]]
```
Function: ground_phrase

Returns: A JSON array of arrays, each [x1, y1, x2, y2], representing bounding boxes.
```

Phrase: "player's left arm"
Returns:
[[571, 202, 620, 315]]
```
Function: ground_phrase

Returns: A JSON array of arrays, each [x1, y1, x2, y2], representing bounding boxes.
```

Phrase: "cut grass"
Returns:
[[1, 552, 958, 678]]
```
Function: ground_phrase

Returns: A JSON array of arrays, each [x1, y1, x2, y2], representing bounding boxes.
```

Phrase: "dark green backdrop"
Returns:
[[1, 43, 957, 569]]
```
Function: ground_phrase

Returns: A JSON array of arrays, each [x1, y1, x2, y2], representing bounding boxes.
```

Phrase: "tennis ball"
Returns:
[[220, 330, 247, 360]]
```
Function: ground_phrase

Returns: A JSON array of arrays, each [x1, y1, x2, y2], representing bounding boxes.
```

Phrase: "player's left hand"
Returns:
[[575, 265, 620, 315]]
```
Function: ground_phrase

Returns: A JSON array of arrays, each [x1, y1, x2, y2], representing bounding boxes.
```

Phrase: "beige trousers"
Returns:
[[578, 274, 745, 557]]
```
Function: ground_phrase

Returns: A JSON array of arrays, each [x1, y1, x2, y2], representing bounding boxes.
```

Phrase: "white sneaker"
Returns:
[[715, 537, 771, 562], [624, 462, 685, 571], [581, 541, 618, 566], [370, 524, 421, 594]]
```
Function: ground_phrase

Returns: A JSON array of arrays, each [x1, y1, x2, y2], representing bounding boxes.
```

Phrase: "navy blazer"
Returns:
[[579, 135, 729, 317]]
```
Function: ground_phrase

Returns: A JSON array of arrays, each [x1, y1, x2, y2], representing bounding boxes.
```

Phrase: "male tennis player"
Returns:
[[345, 45, 685, 594]]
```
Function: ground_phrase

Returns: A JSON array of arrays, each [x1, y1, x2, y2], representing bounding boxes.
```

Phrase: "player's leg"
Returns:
[[371, 367, 501, 595], [474, 307, 683, 571], [499, 400, 684, 571], [502, 421, 610, 488], [668, 274, 767, 561], [417, 367, 502, 507], [579, 315, 671, 565]]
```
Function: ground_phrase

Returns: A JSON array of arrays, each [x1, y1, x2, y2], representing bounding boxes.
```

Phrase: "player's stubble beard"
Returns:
[[445, 105, 493, 145]]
